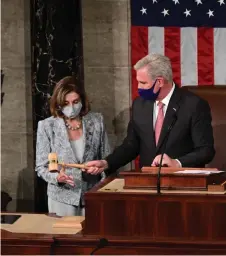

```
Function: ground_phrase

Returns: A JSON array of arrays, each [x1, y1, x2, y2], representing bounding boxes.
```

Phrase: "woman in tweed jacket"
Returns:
[[35, 76, 111, 216]]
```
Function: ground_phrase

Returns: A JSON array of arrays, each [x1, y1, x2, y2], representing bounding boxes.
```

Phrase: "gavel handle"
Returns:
[[59, 163, 88, 170]]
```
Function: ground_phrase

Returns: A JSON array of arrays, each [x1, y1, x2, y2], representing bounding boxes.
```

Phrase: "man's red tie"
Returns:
[[155, 101, 165, 145]]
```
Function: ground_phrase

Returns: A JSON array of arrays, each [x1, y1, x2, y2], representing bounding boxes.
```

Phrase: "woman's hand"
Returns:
[[57, 167, 75, 186]]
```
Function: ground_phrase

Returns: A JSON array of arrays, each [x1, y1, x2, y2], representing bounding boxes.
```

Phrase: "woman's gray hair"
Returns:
[[134, 54, 173, 83]]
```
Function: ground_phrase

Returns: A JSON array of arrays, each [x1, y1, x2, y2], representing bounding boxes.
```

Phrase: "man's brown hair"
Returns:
[[50, 76, 90, 117]]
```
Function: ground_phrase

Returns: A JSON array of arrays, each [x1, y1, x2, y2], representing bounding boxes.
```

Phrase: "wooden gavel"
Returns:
[[48, 153, 88, 172]]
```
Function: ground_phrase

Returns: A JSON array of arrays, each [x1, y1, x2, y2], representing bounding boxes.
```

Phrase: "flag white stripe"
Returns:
[[148, 27, 226, 86], [148, 27, 164, 55], [181, 28, 198, 87], [214, 28, 226, 85]]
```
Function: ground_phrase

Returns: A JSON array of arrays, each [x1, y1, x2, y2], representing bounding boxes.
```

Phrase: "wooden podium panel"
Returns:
[[84, 177, 226, 243], [1, 177, 226, 255], [120, 167, 226, 191], [2, 227, 226, 255]]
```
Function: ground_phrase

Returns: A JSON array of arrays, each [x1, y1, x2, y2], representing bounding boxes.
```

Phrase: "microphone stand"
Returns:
[[50, 237, 59, 255], [90, 238, 109, 255], [157, 116, 177, 194]]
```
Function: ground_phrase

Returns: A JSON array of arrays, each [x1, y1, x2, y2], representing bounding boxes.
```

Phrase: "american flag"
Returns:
[[131, 0, 226, 99]]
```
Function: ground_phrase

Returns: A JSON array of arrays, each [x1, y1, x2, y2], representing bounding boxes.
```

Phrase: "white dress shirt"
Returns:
[[153, 83, 182, 167]]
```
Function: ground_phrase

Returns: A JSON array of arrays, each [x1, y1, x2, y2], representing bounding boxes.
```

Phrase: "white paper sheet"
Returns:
[[174, 170, 225, 175]]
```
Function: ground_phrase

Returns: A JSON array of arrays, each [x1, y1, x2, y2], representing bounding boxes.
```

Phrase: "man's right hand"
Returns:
[[57, 168, 74, 186], [84, 160, 108, 175]]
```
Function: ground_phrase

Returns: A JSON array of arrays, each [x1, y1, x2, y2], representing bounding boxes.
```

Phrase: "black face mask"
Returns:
[[138, 79, 160, 101]]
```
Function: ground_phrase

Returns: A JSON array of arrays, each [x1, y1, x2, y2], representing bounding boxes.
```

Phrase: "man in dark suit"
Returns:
[[85, 54, 215, 175]]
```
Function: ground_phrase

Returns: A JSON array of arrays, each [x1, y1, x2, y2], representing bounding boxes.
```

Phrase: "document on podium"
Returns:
[[174, 170, 224, 175]]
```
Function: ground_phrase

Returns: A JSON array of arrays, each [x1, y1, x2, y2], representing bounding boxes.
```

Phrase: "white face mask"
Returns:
[[62, 102, 82, 119]]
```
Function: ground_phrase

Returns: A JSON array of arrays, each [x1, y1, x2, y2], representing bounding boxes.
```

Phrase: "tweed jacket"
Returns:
[[35, 112, 111, 206]]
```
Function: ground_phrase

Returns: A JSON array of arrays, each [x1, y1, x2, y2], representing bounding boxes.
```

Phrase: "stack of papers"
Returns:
[[174, 170, 225, 175]]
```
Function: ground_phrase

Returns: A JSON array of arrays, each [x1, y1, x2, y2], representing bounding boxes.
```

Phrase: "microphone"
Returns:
[[50, 237, 59, 255], [157, 108, 178, 194], [90, 238, 109, 255]]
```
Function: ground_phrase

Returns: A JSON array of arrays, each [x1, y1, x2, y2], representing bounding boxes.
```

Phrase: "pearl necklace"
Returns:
[[65, 121, 82, 131]]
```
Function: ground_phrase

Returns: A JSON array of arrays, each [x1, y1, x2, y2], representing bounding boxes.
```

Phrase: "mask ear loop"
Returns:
[[152, 79, 158, 88], [56, 105, 64, 116], [152, 78, 161, 94]]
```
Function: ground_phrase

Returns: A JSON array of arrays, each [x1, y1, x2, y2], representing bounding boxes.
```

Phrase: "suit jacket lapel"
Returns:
[[142, 100, 156, 151], [53, 117, 77, 162], [82, 113, 95, 162], [156, 86, 181, 153]]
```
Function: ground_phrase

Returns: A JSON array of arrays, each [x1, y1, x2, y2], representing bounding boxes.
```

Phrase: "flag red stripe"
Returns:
[[131, 26, 148, 170], [164, 27, 181, 86], [131, 26, 148, 100], [197, 28, 214, 86]]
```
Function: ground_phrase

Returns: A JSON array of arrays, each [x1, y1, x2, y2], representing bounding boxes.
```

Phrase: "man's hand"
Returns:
[[151, 154, 181, 168], [84, 160, 108, 175], [57, 168, 75, 186]]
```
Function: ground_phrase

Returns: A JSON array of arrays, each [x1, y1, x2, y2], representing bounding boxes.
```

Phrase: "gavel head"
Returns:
[[48, 153, 59, 172]]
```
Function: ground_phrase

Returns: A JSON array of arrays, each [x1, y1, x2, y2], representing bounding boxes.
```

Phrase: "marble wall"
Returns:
[[32, 0, 84, 125], [82, 0, 132, 170], [1, 0, 34, 211]]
